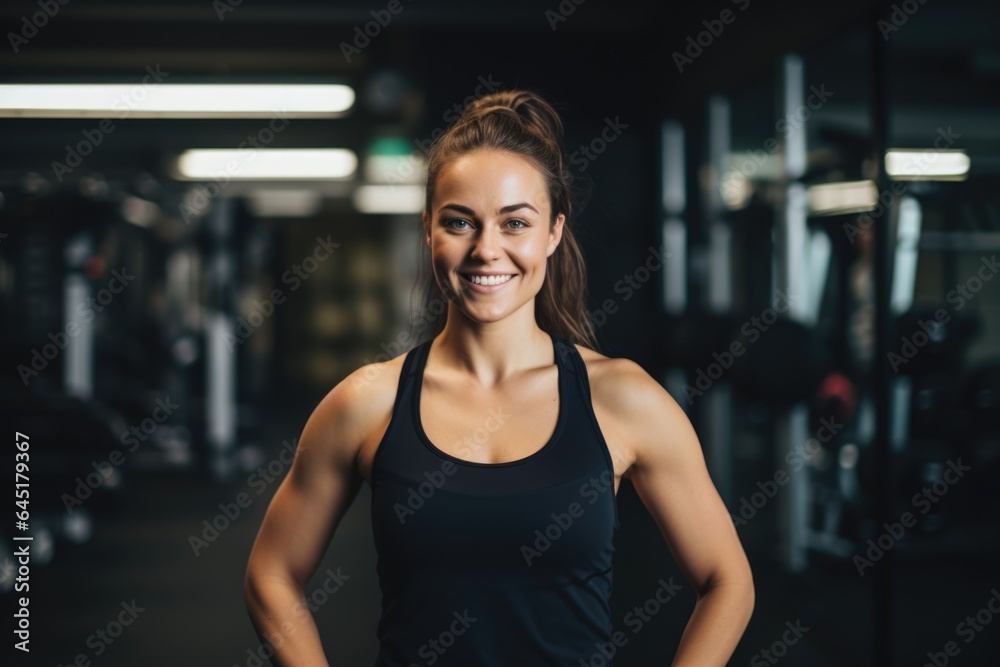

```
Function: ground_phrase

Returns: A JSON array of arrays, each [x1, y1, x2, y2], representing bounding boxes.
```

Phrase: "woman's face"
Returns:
[[424, 148, 564, 325]]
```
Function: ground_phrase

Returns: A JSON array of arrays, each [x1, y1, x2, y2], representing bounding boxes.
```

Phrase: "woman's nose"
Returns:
[[471, 225, 501, 260]]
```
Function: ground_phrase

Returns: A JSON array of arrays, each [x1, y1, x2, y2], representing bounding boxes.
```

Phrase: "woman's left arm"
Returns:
[[600, 359, 755, 666]]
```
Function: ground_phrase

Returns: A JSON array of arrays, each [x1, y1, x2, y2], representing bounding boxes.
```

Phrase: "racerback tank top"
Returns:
[[369, 331, 621, 666]]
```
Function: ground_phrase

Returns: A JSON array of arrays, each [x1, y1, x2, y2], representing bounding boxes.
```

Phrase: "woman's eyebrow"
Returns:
[[437, 202, 538, 216], [498, 202, 538, 215]]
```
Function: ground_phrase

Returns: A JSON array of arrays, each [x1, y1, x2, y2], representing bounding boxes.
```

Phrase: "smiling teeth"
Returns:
[[468, 274, 513, 286]]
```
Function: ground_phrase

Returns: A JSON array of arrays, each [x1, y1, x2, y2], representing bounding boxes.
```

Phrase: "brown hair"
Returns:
[[410, 88, 600, 351]]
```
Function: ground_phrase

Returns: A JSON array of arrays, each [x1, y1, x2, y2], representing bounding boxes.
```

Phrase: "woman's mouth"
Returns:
[[460, 273, 516, 292]]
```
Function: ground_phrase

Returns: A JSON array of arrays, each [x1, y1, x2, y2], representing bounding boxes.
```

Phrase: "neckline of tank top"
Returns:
[[411, 331, 569, 468]]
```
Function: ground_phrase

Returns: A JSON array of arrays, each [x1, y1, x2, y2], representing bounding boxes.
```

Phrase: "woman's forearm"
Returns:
[[245, 572, 331, 667], [670, 579, 755, 667]]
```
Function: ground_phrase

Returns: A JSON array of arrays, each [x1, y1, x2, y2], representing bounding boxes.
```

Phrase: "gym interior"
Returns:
[[1, 1, 998, 665]]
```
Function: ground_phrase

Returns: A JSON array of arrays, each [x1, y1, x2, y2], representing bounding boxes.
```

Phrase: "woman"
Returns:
[[244, 89, 754, 666]]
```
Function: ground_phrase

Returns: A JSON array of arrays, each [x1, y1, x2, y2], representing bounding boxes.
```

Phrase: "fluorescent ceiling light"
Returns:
[[247, 189, 323, 218], [174, 148, 357, 180], [353, 185, 424, 214], [807, 180, 878, 216], [363, 137, 424, 185], [364, 154, 425, 185], [885, 149, 970, 180], [0, 83, 354, 118]]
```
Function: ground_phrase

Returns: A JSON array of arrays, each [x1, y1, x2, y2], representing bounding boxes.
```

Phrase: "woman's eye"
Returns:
[[444, 218, 526, 230]]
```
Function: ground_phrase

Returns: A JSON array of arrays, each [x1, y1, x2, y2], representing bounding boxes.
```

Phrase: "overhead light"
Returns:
[[120, 196, 160, 227], [363, 136, 425, 185], [885, 149, 969, 180], [247, 189, 323, 218], [807, 180, 878, 216], [364, 154, 425, 185], [353, 185, 424, 214], [174, 148, 357, 180], [0, 83, 354, 118]]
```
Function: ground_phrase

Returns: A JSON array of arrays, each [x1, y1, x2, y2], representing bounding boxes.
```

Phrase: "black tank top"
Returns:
[[369, 331, 621, 666]]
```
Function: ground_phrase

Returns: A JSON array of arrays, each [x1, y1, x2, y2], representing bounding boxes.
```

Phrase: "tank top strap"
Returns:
[[402, 338, 431, 379], [552, 333, 579, 379], [553, 333, 598, 408], [400, 338, 434, 418], [385, 339, 427, 422]]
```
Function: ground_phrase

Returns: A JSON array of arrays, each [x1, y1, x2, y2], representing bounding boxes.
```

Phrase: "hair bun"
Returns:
[[462, 90, 565, 146]]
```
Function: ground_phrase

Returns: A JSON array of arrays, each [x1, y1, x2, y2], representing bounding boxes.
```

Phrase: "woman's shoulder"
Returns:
[[572, 342, 686, 424], [572, 343, 649, 388], [569, 343, 694, 479], [307, 348, 413, 448]]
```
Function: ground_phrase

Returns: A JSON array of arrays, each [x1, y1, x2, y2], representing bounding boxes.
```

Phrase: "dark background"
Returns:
[[2, 1, 999, 665]]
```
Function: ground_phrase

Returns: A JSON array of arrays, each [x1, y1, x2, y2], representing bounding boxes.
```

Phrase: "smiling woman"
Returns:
[[244, 89, 754, 667], [416, 89, 597, 347]]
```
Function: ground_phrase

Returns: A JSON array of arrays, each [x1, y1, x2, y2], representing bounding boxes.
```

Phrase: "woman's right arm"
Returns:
[[244, 365, 381, 666]]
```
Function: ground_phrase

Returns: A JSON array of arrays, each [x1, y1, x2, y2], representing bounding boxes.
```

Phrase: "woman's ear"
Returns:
[[547, 213, 565, 257]]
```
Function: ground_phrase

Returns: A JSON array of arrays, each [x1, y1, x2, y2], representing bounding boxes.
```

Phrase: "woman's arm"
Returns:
[[599, 359, 755, 666], [244, 365, 381, 666]]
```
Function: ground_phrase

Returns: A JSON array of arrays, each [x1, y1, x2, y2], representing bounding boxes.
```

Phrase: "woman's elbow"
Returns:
[[734, 565, 756, 626], [711, 562, 755, 621], [244, 566, 266, 614], [244, 558, 290, 612]]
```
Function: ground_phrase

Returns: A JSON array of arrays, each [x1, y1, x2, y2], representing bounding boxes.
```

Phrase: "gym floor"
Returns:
[[22, 386, 999, 667]]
